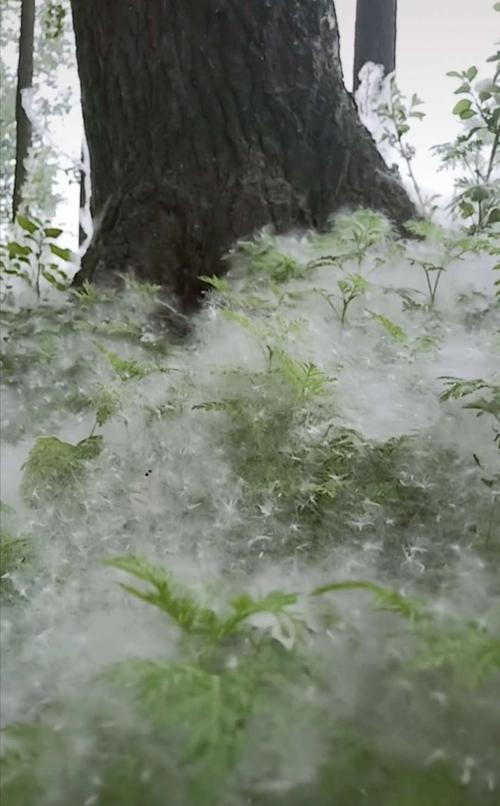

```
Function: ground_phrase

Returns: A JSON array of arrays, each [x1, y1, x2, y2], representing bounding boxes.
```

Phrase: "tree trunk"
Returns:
[[78, 146, 86, 246], [12, 0, 35, 221], [353, 0, 397, 92], [70, 0, 414, 309]]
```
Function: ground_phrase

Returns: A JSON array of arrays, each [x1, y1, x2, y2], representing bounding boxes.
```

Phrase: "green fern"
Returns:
[[439, 376, 493, 401], [91, 386, 122, 427], [369, 311, 408, 342], [96, 343, 166, 381], [275, 353, 333, 399], [106, 555, 223, 637]]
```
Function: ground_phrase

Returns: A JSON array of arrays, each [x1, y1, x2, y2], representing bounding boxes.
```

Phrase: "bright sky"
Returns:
[[41, 0, 499, 239]]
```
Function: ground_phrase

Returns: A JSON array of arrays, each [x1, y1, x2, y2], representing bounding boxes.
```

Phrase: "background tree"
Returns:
[[70, 0, 414, 307], [2, 0, 75, 225], [353, 0, 397, 92], [12, 0, 35, 220]]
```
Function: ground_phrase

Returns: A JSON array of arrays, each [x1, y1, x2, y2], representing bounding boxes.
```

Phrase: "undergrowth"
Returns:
[[0, 205, 499, 804]]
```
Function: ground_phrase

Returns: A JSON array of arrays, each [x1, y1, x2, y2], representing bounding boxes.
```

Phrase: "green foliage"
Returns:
[[0, 215, 72, 298], [335, 273, 370, 324], [433, 44, 500, 231], [275, 354, 332, 399], [311, 209, 393, 268], [91, 386, 122, 427], [71, 280, 106, 305], [375, 78, 433, 215], [2, 561, 499, 805], [21, 435, 103, 506], [123, 276, 162, 300], [368, 311, 408, 342], [439, 375, 500, 498], [106, 555, 224, 637], [0, 530, 28, 594], [96, 343, 166, 381], [370, 6, 500, 233], [43, 2, 67, 40], [440, 376, 495, 403], [220, 309, 307, 367], [233, 238, 308, 284], [405, 221, 485, 306], [440, 376, 500, 424]]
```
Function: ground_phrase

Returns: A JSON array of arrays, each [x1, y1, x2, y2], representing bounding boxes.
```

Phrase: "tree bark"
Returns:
[[78, 146, 86, 246], [12, 0, 35, 221], [353, 0, 397, 92], [70, 0, 414, 308]]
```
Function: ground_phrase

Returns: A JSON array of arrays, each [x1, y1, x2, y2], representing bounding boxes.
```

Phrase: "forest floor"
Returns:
[[1, 210, 499, 805]]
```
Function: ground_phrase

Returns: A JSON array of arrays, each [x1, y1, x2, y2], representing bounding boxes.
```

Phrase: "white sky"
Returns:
[[27, 0, 500, 239]]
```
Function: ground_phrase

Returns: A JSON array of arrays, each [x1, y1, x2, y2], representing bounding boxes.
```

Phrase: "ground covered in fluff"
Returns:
[[1, 210, 499, 805]]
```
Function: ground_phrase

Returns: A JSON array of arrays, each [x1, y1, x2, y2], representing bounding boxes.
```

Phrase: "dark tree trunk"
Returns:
[[353, 0, 397, 92], [12, 0, 35, 221], [78, 147, 86, 246], [70, 0, 413, 309]]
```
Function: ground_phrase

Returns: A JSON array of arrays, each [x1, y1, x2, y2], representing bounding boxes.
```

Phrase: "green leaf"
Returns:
[[7, 241, 31, 258], [72, 280, 101, 305], [43, 227, 63, 239], [311, 580, 427, 623], [276, 353, 332, 398], [468, 186, 490, 202], [439, 377, 491, 402], [454, 83, 470, 94], [452, 99, 472, 115], [199, 275, 232, 294], [17, 215, 39, 235], [465, 66, 478, 81], [106, 555, 223, 636], [493, 2, 500, 11], [41, 269, 69, 291], [222, 590, 299, 636], [369, 312, 408, 342], [458, 201, 475, 219], [463, 395, 500, 419], [92, 388, 122, 426], [487, 208, 500, 224], [49, 243, 72, 261], [193, 398, 242, 416], [460, 108, 476, 120], [96, 344, 165, 381]]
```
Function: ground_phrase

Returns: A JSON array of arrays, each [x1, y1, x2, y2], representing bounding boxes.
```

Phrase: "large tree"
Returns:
[[353, 0, 397, 91], [70, 0, 414, 308]]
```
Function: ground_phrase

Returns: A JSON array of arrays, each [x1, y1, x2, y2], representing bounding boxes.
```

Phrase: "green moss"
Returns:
[[21, 435, 103, 506]]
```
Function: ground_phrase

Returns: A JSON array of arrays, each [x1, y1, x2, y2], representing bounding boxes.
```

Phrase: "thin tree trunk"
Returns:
[[78, 147, 86, 246], [70, 0, 414, 308], [12, 0, 36, 221], [353, 0, 397, 92]]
